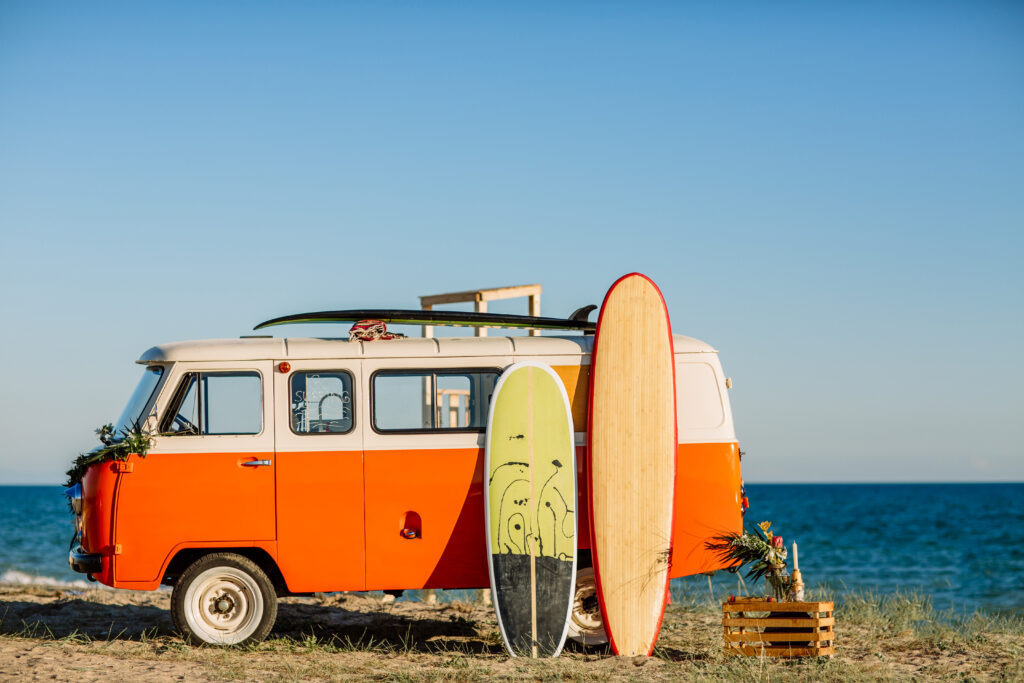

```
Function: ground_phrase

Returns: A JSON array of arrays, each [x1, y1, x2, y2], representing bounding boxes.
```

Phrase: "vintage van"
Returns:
[[68, 332, 743, 645]]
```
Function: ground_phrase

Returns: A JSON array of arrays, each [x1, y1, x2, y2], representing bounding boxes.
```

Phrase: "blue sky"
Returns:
[[1, 1, 1021, 483]]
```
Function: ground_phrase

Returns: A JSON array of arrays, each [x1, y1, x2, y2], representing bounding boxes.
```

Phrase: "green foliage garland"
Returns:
[[64, 423, 153, 489]]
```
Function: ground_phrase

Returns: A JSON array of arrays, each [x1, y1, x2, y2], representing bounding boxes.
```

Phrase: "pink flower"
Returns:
[[772, 535, 784, 549]]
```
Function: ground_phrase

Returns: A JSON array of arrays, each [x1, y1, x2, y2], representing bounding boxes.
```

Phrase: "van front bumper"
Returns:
[[69, 543, 102, 576]]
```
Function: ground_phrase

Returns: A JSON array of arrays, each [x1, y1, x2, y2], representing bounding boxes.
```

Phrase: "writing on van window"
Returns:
[[162, 372, 262, 436], [373, 370, 499, 432], [291, 372, 354, 434]]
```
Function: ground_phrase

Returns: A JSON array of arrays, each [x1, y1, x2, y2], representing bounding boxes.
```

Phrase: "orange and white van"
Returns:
[[68, 333, 743, 644]]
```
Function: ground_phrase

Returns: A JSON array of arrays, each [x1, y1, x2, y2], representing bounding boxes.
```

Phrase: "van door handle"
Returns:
[[241, 459, 272, 467]]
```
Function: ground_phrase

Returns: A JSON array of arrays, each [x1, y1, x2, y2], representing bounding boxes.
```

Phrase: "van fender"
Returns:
[[112, 541, 281, 592]]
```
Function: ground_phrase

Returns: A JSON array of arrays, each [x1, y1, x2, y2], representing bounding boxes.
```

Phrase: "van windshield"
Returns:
[[113, 366, 164, 436]]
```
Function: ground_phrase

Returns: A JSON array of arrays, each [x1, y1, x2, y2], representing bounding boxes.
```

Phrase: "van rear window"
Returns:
[[290, 371, 354, 434], [372, 369, 499, 433]]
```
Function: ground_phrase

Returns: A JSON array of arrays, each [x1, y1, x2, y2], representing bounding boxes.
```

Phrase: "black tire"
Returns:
[[171, 553, 278, 646]]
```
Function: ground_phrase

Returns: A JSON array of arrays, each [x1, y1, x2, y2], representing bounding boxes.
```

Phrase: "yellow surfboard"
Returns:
[[485, 362, 577, 658], [588, 273, 677, 657]]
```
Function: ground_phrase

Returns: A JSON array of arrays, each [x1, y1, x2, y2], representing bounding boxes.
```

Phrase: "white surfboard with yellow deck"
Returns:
[[485, 362, 577, 658]]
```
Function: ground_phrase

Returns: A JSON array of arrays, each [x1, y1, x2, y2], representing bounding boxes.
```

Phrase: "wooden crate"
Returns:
[[722, 598, 835, 658]]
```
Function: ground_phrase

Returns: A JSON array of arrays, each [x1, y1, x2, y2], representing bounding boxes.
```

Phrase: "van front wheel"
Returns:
[[171, 553, 277, 645]]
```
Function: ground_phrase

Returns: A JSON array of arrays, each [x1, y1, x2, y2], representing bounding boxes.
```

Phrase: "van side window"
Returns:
[[290, 371, 354, 434], [161, 372, 262, 436], [372, 369, 499, 433]]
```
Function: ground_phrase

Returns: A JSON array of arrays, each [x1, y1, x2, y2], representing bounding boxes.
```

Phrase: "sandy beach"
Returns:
[[1, 582, 1021, 681]]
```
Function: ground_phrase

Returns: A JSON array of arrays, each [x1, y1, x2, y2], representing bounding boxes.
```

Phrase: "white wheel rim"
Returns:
[[183, 567, 264, 644], [567, 567, 608, 645]]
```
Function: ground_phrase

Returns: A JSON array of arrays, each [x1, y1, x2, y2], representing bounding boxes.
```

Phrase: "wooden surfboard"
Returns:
[[485, 362, 577, 658], [587, 273, 677, 657]]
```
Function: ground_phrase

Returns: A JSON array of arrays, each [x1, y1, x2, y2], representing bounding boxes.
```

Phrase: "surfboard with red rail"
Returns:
[[587, 273, 677, 657]]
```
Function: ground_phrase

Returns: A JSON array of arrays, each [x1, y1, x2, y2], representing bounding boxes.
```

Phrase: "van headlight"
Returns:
[[64, 484, 82, 515]]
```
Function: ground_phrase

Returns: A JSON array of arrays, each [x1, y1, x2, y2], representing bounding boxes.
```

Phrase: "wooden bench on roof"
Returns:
[[419, 284, 542, 337]]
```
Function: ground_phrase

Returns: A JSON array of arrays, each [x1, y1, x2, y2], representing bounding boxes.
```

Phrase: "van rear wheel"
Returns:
[[171, 553, 277, 645], [567, 566, 608, 646]]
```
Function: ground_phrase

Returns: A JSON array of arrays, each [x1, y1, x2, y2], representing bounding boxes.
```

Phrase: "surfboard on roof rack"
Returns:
[[253, 308, 597, 332]]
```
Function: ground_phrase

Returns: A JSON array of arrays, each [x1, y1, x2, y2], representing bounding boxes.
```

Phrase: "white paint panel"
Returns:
[[139, 332, 716, 364], [139, 335, 738, 451], [434, 337, 514, 356]]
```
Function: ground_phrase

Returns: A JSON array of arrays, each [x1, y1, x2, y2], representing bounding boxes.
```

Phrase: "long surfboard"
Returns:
[[486, 362, 577, 658], [587, 273, 677, 657], [254, 309, 596, 332]]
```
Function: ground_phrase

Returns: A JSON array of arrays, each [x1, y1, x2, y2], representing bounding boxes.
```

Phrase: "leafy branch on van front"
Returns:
[[64, 422, 154, 489]]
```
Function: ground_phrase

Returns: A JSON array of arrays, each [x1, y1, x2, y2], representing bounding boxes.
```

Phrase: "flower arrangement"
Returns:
[[705, 521, 790, 599], [64, 422, 153, 489]]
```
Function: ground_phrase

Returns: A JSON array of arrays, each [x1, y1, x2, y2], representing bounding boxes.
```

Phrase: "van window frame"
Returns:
[[288, 369, 357, 436], [158, 369, 265, 437], [369, 367, 501, 435]]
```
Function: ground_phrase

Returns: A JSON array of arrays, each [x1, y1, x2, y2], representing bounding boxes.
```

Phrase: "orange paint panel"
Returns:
[[670, 442, 743, 577], [551, 365, 589, 431], [81, 461, 120, 586], [112, 452, 276, 584], [114, 541, 279, 591], [275, 450, 366, 592], [93, 441, 736, 591], [363, 448, 486, 590]]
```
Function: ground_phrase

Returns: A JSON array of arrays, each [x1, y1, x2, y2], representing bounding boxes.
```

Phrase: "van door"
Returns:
[[273, 362, 365, 592], [362, 359, 506, 590], [113, 361, 276, 585]]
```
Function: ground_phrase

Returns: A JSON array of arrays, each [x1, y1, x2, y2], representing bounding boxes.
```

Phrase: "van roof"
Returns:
[[137, 334, 718, 363]]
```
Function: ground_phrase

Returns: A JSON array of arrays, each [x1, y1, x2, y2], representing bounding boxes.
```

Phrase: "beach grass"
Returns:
[[1, 582, 1022, 680]]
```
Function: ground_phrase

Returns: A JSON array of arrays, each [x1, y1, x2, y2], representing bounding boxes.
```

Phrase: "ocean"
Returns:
[[2, 483, 1021, 615]]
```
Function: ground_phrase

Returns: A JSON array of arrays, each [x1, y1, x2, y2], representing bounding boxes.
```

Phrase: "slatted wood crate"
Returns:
[[722, 598, 835, 658]]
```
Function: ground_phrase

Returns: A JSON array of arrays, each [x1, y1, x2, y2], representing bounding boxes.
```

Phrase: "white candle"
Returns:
[[792, 542, 799, 571]]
